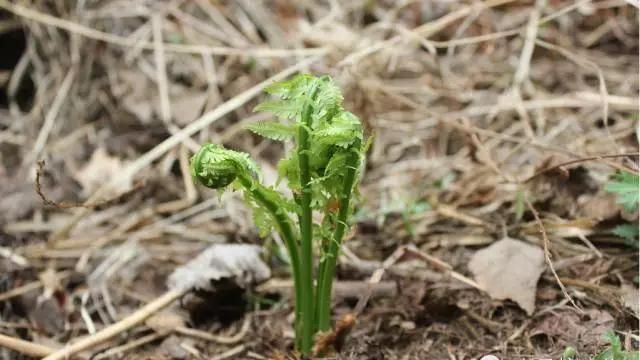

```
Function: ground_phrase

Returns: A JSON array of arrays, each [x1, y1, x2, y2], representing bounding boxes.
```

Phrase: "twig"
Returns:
[[35, 160, 145, 209], [0, 333, 55, 357], [405, 244, 484, 291], [42, 289, 185, 360], [0, 271, 71, 302], [50, 55, 324, 241], [521, 152, 639, 183], [339, 0, 515, 66], [175, 315, 250, 344], [0, 0, 325, 58], [93, 332, 165, 360], [210, 344, 246, 360], [524, 197, 582, 312], [27, 68, 75, 164], [353, 246, 406, 316], [152, 14, 171, 124]]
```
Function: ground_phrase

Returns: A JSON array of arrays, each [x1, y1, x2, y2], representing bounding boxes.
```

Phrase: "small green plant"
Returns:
[[189, 74, 366, 355], [562, 346, 577, 360], [604, 171, 639, 247], [593, 330, 639, 360], [562, 331, 639, 360]]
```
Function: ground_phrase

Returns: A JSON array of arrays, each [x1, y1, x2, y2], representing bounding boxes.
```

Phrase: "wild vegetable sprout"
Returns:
[[189, 74, 366, 355]]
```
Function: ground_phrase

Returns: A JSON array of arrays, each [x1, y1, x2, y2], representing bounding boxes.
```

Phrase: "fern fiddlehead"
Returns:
[[191, 74, 366, 356], [189, 144, 302, 315]]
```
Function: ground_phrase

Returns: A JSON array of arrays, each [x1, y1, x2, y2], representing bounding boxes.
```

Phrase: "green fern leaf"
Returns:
[[314, 111, 363, 148], [254, 99, 303, 119], [605, 171, 639, 213], [246, 121, 297, 141]]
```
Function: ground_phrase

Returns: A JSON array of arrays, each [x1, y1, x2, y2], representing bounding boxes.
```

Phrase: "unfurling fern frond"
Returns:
[[258, 74, 344, 128], [246, 121, 297, 141], [190, 143, 259, 189], [190, 74, 367, 356], [314, 111, 363, 148]]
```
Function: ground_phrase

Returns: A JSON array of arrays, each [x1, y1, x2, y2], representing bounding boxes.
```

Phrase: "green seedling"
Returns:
[[189, 74, 366, 355], [593, 330, 639, 360], [604, 171, 639, 248]]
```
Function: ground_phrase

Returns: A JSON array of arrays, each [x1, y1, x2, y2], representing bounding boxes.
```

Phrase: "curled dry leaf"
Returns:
[[167, 244, 271, 293], [468, 238, 545, 315]]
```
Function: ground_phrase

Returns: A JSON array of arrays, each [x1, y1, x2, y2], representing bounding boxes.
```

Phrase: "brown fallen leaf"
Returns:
[[118, 70, 154, 123], [168, 90, 208, 126], [530, 309, 614, 346], [468, 237, 545, 315], [73, 147, 131, 196]]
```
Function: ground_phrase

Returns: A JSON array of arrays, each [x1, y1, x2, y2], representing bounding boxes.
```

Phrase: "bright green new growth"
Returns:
[[593, 331, 639, 360], [604, 171, 639, 247], [189, 74, 366, 355], [605, 171, 639, 213]]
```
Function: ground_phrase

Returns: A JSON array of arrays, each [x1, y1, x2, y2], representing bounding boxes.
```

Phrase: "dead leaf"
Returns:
[[145, 311, 186, 335], [118, 70, 153, 123], [469, 238, 545, 315], [621, 284, 639, 316], [168, 90, 207, 126], [74, 148, 130, 196], [167, 244, 271, 292], [530, 309, 614, 346]]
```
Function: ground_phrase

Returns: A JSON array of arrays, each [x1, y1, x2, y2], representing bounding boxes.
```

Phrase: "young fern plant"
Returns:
[[189, 74, 366, 355]]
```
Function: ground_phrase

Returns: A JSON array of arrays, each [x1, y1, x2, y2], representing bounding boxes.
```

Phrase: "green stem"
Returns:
[[236, 174, 302, 345], [313, 213, 331, 333], [316, 147, 360, 332], [296, 83, 320, 354]]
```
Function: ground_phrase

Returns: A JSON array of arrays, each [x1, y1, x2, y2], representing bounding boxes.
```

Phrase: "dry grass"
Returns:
[[0, 0, 637, 359]]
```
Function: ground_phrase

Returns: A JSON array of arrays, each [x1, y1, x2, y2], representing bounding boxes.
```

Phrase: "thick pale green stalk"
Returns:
[[313, 214, 331, 333], [235, 174, 302, 345], [316, 147, 360, 331], [296, 83, 320, 354]]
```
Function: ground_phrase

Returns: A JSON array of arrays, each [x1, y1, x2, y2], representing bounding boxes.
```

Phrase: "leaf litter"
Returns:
[[0, 0, 637, 359]]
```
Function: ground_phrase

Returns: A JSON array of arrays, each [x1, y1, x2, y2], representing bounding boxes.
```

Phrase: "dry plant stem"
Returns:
[[338, 0, 515, 66], [405, 245, 483, 291], [0, 333, 55, 357], [524, 198, 582, 312], [521, 152, 639, 183], [0, 270, 71, 302], [28, 68, 75, 164], [210, 344, 246, 360], [297, 82, 320, 354], [50, 55, 324, 242], [175, 314, 250, 344], [42, 289, 185, 360], [0, 0, 325, 58], [93, 332, 165, 360]]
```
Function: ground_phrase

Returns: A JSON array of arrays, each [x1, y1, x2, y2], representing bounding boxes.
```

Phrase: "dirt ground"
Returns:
[[0, 1, 638, 359]]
